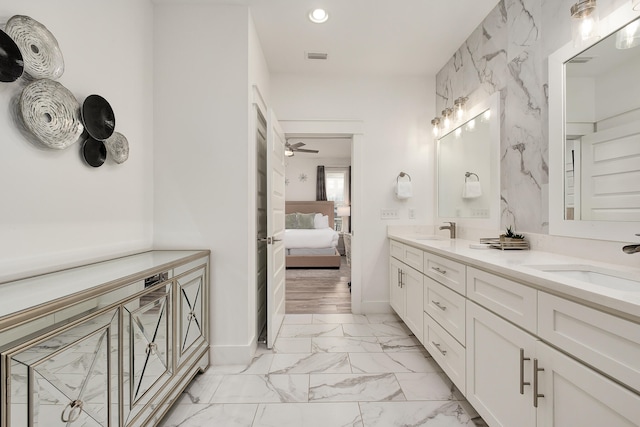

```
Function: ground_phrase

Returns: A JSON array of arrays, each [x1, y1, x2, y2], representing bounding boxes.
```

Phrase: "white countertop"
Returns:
[[388, 232, 640, 322]]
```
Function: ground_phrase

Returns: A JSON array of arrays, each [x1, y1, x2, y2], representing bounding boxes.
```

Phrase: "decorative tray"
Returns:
[[480, 237, 530, 250]]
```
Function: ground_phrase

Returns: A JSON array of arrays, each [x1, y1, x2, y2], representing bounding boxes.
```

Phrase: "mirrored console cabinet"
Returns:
[[0, 250, 210, 426]]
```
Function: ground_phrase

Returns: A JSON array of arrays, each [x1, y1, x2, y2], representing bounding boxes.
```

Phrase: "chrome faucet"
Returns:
[[622, 234, 640, 254], [439, 221, 456, 239]]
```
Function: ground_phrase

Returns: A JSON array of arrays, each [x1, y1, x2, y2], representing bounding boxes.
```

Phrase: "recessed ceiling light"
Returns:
[[309, 8, 329, 24]]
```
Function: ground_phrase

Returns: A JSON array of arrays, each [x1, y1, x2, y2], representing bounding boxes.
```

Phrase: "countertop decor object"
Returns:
[[0, 29, 24, 82], [4, 15, 64, 80], [19, 78, 84, 149], [82, 137, 107, 167], [105, 131, 129, 164], [81, 94, 115, 141]]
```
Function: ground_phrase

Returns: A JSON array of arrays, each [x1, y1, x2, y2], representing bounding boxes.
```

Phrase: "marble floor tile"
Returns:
[[349, 352, 440, 374], [377, 336, 425, 352], [365, 314, 402, 324], [309, 373, 405, 402], [312, 336, 382, 353], [278, 323, 344, 338], [174, 371, 224, 404], [283, 314, 313, 324], [343, 323, 412, 338], [359, 401, 487, 427], [269, 353, 351, 374], [210, 374, 309, 403], [395, 372, 464, 401], [253, 402, 363, 427], [160, 403, 257, 427], [313, 313, 369, 324], [273, 337, 312, 353]]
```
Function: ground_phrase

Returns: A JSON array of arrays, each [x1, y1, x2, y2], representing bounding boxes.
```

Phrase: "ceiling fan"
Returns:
[[285, 141, 319, 157]]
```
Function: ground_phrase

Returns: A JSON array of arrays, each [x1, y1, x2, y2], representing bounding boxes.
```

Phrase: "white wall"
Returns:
[[154, 3, 270, 364], [271, 74, 433, 311], [286, 157, 351, 201], [0, 0, 154, 281]]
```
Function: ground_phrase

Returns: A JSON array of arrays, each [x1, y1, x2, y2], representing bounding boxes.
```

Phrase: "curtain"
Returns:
[[316, 165, 327, 201]]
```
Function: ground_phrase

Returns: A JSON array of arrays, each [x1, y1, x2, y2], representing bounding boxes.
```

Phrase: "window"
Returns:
[[326, 167, 350, 231]]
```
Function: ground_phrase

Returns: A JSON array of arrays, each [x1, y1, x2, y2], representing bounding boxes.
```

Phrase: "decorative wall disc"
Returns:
[[19, 79, 84, 150], [105, 132, 129, 164], [81, 94, 115, 140], [82, 137, 107, 167], [0, 29, 24, 82], [5, 15, 64, 80]]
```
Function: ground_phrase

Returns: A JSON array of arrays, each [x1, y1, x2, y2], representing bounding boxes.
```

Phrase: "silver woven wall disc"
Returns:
[[20, 79, 84, 150], [5, 15, 64, 80], [105, 132, 129, 164]]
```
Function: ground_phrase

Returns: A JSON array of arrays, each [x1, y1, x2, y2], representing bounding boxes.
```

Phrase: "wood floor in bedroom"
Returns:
[[285, 256, 352, 314]]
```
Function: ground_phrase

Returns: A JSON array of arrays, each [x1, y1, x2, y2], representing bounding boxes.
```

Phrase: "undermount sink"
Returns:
[[526, 264, 640, 292]]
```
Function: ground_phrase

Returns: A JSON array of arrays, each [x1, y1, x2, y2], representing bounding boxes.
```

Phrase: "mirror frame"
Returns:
[[549, 4, 640, 242], [436, 91, 500, 232]]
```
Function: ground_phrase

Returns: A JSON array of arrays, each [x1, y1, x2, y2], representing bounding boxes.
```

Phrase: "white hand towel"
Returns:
[[462, 181, 482, 199], [396, 181, 413, 199]]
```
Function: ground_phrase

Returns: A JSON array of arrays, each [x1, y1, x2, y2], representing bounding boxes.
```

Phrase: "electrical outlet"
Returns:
[[408, 208, 415, 219], [380, 209, 399, 219]]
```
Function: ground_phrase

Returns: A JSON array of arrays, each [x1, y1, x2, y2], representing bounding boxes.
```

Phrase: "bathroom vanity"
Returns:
[[388, 233, 640, 427], [0, 250, 210, 427]]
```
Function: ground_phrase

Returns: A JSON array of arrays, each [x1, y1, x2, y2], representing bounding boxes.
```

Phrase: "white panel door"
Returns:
[[266, 108, 286, 349]]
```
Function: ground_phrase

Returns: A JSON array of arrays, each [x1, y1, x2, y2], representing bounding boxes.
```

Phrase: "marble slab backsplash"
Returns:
[[435, 0, 628, 234]]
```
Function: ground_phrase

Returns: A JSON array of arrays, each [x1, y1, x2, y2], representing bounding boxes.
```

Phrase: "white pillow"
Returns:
[[314, 213, 330, 229]]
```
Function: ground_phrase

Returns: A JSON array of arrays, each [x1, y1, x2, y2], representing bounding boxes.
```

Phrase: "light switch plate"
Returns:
[[381, 209, 399, 219]]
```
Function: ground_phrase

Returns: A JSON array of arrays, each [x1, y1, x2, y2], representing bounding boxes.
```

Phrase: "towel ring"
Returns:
[[397, 172, 411, 182], [465, 172, 479, 182]]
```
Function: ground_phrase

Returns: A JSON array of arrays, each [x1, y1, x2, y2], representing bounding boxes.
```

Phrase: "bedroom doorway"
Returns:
[[282, 135, 353, 314]]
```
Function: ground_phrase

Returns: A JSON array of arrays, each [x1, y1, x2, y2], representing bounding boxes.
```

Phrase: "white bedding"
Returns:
[[284, 228, 339, 249]]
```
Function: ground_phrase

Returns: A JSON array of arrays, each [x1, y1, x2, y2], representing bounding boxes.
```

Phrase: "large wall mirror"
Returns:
[[437, 92, 500, 232], [549, 5, 640, 242]]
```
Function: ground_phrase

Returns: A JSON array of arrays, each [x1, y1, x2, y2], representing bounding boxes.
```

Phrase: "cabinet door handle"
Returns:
[[519, 348, 531, 394], [61, 399, 84, 423], [432, 301, 447, 311], [431, 267, 447, 275], [401, 271, 405, 288], [431, 341, 447, 356], [533, 358, 544, 408]]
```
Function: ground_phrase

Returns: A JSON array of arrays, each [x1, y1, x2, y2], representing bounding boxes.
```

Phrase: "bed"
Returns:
[[285, 201, 342, 268]]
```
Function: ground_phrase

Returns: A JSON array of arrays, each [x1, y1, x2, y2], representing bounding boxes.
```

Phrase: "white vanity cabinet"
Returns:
[[389, 251, 424, 340], [0, 250, 210, 427]]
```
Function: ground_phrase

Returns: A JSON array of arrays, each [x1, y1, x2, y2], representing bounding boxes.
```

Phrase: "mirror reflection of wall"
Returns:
[[438, 110, 492, 219], [564, 16, 640, 222]]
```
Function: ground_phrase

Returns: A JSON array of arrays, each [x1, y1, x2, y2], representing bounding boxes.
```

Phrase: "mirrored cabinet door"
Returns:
[[123, 283, 172, 426], [7, 308, 119, 427], [176, 268, 206, 367]]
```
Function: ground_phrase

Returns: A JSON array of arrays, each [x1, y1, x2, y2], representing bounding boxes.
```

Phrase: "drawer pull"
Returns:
[[432, 301, 447, 311], [519, 348, 531, 394], [431, 341, 447, 356], [533, 358, 545, 408], [146, 342, 158, 355], [61, 399, 84, 423], [431, 267, 447, 275]]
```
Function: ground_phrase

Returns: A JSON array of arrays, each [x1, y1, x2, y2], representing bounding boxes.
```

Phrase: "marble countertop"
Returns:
[[388, 232, 640, 322]]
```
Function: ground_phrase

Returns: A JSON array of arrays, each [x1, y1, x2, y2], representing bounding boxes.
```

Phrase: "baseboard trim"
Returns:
[[210, 340, 257, 366]]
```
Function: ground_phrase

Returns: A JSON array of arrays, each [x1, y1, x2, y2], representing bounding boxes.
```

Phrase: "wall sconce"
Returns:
[[616, 19, 640, 49], [431, 117, 441, 137], [442, 108, 453, 131], [454, 97, 468, 120], [633, 0, 640, 11], [570, 0, 599, 48]]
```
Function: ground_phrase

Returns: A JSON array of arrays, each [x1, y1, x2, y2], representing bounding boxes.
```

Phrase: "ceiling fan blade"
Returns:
[[289, 142, 305, 149], [295, 148, 319, 153]]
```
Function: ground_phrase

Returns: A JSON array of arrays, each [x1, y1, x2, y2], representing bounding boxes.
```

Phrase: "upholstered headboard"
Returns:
[[285, 201, 335, 229]]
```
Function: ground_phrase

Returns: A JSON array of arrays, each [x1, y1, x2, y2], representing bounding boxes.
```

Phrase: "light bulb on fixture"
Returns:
[[309, 8, 329, 23], [454, 97, 468, 120], [570, 0, 599, 48], [431, 117, 441, 137], [442, 108, 453, 130]]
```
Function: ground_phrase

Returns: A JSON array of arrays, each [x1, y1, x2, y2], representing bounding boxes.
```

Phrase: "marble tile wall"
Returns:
[[436, 0, 629, 234]]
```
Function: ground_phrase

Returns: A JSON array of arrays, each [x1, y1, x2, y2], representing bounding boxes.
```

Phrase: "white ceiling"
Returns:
[[287, 137, 351, 158], [195, 0, 501, 77]]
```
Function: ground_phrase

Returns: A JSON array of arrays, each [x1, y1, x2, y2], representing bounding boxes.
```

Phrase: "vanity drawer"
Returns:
[[538, 292, 640, 393], [424, 252, 465, 294], [424, 276, 466, 345], [390, 240, 404, 260], [466, 267, 537, 333], [390, 240, 424, 272], [424, 313, 465, 394]]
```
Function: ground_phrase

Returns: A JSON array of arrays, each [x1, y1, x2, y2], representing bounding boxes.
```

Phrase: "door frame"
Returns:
[[279, 119, 364, 314]]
